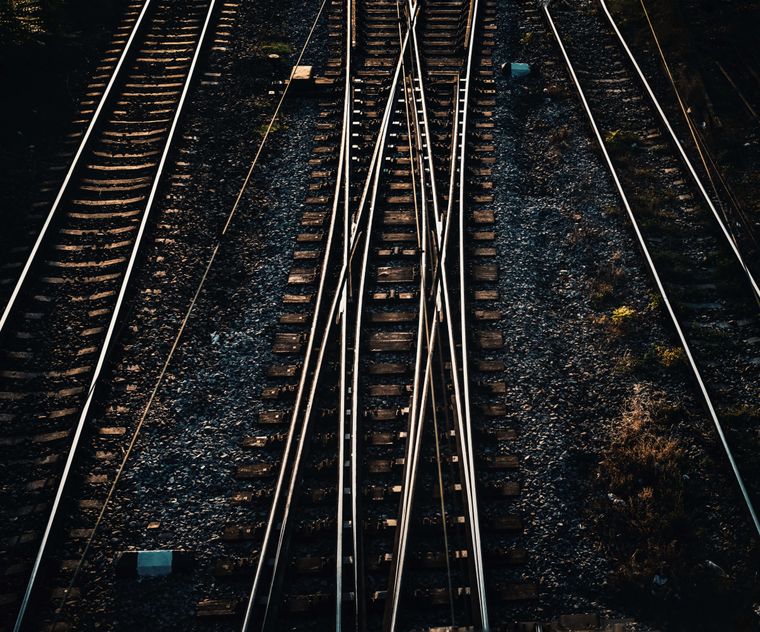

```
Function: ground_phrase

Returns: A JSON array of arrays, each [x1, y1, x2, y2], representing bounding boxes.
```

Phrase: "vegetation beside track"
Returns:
[[594, 384, 759, 631]]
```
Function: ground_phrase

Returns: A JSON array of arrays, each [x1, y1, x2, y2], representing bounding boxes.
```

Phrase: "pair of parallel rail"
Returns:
[[0, 0, 218, 628], [544, 0, 760, 535]]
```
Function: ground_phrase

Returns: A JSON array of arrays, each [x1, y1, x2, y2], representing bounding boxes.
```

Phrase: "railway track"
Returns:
[[204, 0, 536, 629], [542, 0, 760, 534], [0, 0, 220, 628], [627, 0, 760, 272], [3, 0, 756, 629], [1, 0, 142, 301]]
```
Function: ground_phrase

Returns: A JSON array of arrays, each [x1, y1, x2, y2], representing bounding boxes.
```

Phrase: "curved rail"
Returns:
[[245, 2, 492, 627], [12, 1, 219, 629], [241, 14, 415, 630], [383, 12, 433, 628], [456, 0, 490, 621], [384, 0, 490, 627], [544, 3, 760, 537]]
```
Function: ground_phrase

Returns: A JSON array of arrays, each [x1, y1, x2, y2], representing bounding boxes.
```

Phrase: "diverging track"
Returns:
[[208, 0, 536, 630]]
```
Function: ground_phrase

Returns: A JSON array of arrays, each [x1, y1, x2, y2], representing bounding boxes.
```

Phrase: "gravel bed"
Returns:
[[5, 0, 758, 630], [489, 1, 757, 629], [51, 1, 330, 630]]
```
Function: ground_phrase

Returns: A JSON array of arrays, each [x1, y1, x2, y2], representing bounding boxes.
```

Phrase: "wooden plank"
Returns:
[[367, 362, 408, 375], [266, 364, 300, 378], [365, 408, 402, 422], [236, 463, 275, 479], [495, 583, 539, 601], [221, 524, 263, 542], [477, 330, 503, 350], [301, 211, 326, 226], [296, 232, 324, 243], [273, 332, 304, 353], [368, 331, 414, 352], [283, 293, 313, 304], [241, 435, 283, 449], [473, 289, 498, 301], [472, 264, 498, 282], [482, 480, 521, 498], [381, 232, 417, 242], [372, 289, 417, 302], [279, 313, 309, 325], [367, 431, 396, 446], [475, 359, 505, 372], [293, 249, 321, 261], [259, 410, 288, 424], [484, 454, 518, 470], [383, 210, 416, 225], [377, 246, 418, 257], [488, 515, 523, 532], [377, 267, 416, 283], [288, 268, 317, 285], [479, 403, 506, 417], [369, 311, 416, 324], [368, 384, 408, 397]]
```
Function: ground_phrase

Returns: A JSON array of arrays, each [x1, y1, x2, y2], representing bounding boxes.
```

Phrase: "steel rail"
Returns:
[[634, 0, 759, 258], [12, 1, 219, 629], [544, 4, 760, 536], [362, 2, 435, 630], [427, 313, 457, 624], [26, 1, 333, 628], [455, 0, 489, 620], [598, 0, 760, 303], [413, 80, 460, 624], [344, 4, 422, 627], [412, 34, 493, 630], [394, 12, 487, 627], [0, 0, 154, 335], [383, 5, 440, 626], [337, 242, 350, 627], [348, 43, 424, 632], [384, 20, 456, 631], [389, 83, 487, 631], [410, 11, 490, 631], [37, 2, 333, 628], [385, 0, 490, 625], [336, 0, 353, 626], [385, 78, 458, 630], [384, 54, 433, 632], [351, 10, 417, 239], [242, 24, 414, 631], [242, 24, 353, 632], [264, 56, 406, 625]]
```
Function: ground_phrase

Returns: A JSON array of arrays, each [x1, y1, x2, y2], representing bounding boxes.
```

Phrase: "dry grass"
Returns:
[[599, 385, 688, 585], [589, 256, 626, 302], [593, 388, 759, 630], [611, 305, 636, 326]]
